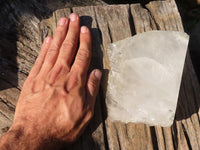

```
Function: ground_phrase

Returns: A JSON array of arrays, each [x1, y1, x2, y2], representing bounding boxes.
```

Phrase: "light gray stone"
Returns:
[[106, 31, 189, 127]]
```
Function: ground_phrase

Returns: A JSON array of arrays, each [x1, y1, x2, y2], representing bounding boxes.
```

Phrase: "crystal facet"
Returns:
[[106, 31, 189, 127]]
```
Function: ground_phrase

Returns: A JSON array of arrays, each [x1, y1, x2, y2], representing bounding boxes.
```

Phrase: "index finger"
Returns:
[[71, 26, 92, 75]]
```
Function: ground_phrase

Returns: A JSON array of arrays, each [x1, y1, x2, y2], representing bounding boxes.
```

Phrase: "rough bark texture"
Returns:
[[1, 0, 200, 149]]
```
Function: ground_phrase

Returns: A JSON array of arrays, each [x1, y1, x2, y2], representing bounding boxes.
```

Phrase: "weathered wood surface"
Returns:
[[1, 0, 200, 149], [0, 9, 41, 135]]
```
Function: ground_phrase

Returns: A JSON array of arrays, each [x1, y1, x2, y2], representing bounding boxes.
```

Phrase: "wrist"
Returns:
[[0, 123, 58, 150], [0, 124, 42, 150]]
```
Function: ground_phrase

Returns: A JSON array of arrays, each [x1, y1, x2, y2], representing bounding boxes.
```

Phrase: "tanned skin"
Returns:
[[0, 13, 102, 150]]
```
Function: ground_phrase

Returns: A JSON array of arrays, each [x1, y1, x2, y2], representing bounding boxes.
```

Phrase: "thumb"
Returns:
[[86, 69, 102, 109]]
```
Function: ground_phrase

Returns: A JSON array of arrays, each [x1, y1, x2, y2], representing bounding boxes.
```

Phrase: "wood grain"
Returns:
[[0, 12, 40, 135], [0, 0, 200, 149]]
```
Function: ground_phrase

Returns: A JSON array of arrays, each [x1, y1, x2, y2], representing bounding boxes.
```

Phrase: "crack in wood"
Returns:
[[0, 98, 16, 111], [128, 5, 136, 36], [0, 110, 12, 121], [143, 5, 161, 30], [181, 123, 192, 149]]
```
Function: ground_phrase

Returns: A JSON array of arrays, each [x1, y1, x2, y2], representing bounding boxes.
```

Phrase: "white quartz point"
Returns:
[[106, 31, 189, 127]]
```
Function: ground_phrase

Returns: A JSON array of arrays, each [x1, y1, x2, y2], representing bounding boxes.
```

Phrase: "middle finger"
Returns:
[[54, 13, 80, 72]]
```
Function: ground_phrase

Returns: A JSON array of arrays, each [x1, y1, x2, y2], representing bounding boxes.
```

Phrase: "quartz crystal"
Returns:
[[106, 31, 189, 127]]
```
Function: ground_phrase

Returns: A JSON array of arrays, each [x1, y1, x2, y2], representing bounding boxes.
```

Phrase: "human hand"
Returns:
[[0, 13, 102, 149]]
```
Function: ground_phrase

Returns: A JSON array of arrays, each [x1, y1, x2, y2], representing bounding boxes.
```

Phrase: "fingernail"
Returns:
[[81, 26, 88, 33], [58, 18, 66, 26], [45, 37, 52, 43], [94, 70, 102, 80], [69, 13, 78, 22]]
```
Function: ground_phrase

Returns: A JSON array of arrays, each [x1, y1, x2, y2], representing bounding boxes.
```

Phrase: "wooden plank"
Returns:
[[175, 121, 190, 150], [16, 15, 41, 73], [1, 1, 200, 150], [95, 5, 132, 43], [72, 6, 106, 150], [130, 4, 156, 33], [0, 79, 19, 135], [146, 1, 184, 31], [95, 4, 154, 150], [0, 14, 41, 136]]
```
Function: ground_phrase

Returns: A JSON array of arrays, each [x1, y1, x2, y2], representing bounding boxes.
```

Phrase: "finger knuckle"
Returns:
[[62, 40, 75, 50], [77, 49, 91, 62], [56, 26, 65, 33], [59, 60, 70, 71], [48, 46, 59, 54]]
